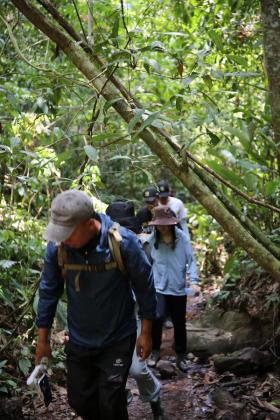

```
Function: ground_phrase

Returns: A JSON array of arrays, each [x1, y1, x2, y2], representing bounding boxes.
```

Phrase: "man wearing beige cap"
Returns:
[[35, 189, 156, 420]]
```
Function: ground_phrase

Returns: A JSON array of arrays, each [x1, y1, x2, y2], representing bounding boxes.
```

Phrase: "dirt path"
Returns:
[[23, 295, 280, 419], [27, 341, 280, 420], [27, 328, 212, 419]]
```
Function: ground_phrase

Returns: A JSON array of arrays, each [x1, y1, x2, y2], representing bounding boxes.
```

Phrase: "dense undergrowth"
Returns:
[[1, 198, 279, 398]]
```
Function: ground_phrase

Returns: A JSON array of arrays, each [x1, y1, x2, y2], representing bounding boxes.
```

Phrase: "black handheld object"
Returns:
[[38, 373, 52, 407]]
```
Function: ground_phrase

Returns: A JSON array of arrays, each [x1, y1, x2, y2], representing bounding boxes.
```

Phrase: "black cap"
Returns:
[[106, 200, 142, 234], [136, 207, 153, 224], [157, 180, 170, 198], [143, 186, 159, 204]]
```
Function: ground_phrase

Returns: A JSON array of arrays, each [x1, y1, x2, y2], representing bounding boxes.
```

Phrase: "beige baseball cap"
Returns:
[[43, 190, 94, 242]]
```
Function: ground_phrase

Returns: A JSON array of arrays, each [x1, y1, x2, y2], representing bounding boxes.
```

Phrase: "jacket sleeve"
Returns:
[[120, 230, 157, 320], [36, 242, 64, 329], [183, 236, 200, 284]]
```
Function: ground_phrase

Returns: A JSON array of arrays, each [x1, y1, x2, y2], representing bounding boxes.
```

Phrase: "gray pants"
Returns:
[[129, 320, 161, 402]]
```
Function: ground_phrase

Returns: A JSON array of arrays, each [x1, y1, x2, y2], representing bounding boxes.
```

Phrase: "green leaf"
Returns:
[[132, 111, 161, 138], [0, 386, 8, 393], [6, 92, 18, 110], [91, 132, 125, 142], [0, 260, 17, 269], [150, 40, 165, 51], [143, 58, 160, 71], [206, 128, 221, 146], [127, 109, 145, 133], [224, 255, 235, 274], [0, 145, 12, 154], [6, 380, 17, 388], [223, 71, 259, 78], [108, 155, 132, 161], [84, 145, 98, 162], [244, 173, 259, 191], [265, 179, 279, 197], [206, 160, 243, 187], [208, 29, 224, 50], [18, 358, 31, 376], [10, 137, 20, 148], [202, 75, 213, 89], [224, 126, 250, 151], [103, 98, 122, 114], [111, 13, 120, 47], [108, 50, 132, 64], [160, 31, 188, 37], [183, 72, 198, 86], [176, 96, 184, 112], [143, 63, 150, 74], [0, 360, 7, 369], [228, 55, 248, 66]]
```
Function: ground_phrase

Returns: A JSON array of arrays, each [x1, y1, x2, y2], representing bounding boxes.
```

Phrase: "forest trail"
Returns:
[[22, 294, 280, 419], [26, 326, 213, 420]]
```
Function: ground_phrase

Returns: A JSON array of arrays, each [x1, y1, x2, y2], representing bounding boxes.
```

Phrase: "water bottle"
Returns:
[[27, 357, 52, 406], [27, 357, 48, 386]]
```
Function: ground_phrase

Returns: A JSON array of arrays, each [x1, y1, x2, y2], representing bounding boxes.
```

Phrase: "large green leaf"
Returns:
[[103, 98, 123, 114], [244, 172, 259, 192], [206, 160, 244, 187], [18, 359, 31, 376], [128, 109, 145, 133], [224, 255, 236, 275], [132, 111, 161, 139], [111, 12, 120, 47], [84, 145, 98, 162], [224, 125, 251, 153], [206, 128, 221, 146], [265, 179, 279, 197], [208, 29, 224, 50]]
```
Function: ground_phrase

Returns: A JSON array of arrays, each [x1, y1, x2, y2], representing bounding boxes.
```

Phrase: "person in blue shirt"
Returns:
[[35, 189, 156, 420], [147, 205, 199, 373], [106, 200, 164, 420]]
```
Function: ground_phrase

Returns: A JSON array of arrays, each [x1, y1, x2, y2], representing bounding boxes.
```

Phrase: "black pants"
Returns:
[[152, 293, 187, 354], [65, 334, 136, 420]]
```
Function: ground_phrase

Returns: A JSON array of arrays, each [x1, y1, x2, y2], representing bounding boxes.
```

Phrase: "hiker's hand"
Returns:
[[192, 284, 201, 295], [62, 330, 69, 344], [35, 341, 51, 364], [136, 332, 152, 360]]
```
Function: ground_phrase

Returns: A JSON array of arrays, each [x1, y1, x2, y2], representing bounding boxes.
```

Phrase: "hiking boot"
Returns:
[[176, 354, 189, 373], [148, 350, 160, 367], [150, 397, 165, 420]]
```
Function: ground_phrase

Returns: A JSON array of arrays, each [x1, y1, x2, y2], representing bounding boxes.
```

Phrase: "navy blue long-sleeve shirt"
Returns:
[[36, 214, 156, 348]]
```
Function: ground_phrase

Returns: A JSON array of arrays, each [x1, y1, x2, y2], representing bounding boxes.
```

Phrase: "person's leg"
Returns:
[[130, 350, 161, 402], [97, 334, 136, 420], [130, 319, 161, 402], [152, 293, 167, 351], [65, 341, 100, 420], [167, 295, 187, 355], [167, 294, 189, 372]]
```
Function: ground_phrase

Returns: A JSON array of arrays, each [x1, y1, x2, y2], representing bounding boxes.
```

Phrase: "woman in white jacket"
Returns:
[[147, 205, 199, 373]]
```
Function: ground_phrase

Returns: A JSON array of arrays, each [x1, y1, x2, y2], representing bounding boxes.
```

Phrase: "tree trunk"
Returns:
[[10, 0, 280, 281], [261, 0, 280, 173]]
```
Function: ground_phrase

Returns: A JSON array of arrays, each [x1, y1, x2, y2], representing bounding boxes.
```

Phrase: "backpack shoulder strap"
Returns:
[[108, 222, 127, 275], [57, 243, 68, 282]]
